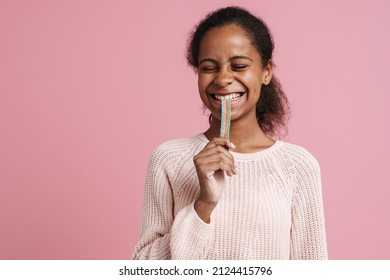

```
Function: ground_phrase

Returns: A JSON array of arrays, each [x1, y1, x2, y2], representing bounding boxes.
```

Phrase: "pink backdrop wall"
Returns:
[[1, 0, 389, 259]]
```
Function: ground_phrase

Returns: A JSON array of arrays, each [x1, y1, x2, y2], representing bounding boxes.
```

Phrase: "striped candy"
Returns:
[[219, 99, 231, 139]]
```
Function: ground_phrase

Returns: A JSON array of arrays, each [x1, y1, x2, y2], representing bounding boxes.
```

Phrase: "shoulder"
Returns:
[[277, 141, 321, 173], [149, 134, 207, 167]]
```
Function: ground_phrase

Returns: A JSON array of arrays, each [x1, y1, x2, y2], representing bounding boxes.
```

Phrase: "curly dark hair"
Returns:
[[186, 6, 290, 138]]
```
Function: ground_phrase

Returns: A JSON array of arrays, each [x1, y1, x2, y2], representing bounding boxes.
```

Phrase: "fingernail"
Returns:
[[230, 142, 236, 148]]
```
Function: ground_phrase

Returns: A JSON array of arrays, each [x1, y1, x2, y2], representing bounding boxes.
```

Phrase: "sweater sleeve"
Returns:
[[132, 145, 213, 260], [289, 150, 328, 259]]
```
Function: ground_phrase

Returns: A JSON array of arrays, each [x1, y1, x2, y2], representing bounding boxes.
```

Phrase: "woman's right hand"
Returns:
[[193, 137, 237, 223]]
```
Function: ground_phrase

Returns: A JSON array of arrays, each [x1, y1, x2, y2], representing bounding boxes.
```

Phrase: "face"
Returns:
[[197, 24, 272, 122]]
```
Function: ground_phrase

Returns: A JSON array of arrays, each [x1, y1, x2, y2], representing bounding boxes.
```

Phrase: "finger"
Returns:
[[215, 160, 235, 177], [195, 150, 234, 166], [196, 158, 235, 176], [194, 150, 235, 173], [204, 137, 236, 150], [198, 161, 231, 177], [195, 145, 236, 173], [197, 158, 236, 177], [197, 144, 235, 160]]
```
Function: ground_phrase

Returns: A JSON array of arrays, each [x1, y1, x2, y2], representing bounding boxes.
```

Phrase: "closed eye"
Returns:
[[232, 65, 248, 70], [200, 66, 217, 72]]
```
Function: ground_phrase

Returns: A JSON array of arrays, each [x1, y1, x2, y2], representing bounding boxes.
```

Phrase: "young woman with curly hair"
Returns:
[[132, 6, 327, 260]]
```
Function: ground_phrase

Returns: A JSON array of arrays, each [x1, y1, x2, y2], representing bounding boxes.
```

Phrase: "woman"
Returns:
[[132, 6, 327, 260]]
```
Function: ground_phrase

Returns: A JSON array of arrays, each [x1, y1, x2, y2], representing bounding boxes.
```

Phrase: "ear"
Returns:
[[262, 61, 273, 85]]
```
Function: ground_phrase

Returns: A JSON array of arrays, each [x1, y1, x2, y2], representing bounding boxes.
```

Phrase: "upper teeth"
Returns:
[[214, 93, 242, 100]]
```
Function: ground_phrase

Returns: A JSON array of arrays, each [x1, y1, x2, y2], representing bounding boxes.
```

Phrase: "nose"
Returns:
[[213, 67, 233, 87]]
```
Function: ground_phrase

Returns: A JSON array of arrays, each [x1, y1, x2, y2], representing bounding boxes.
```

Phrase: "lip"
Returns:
[[207, 90, 246, 99], [208, 91, 246, 107]]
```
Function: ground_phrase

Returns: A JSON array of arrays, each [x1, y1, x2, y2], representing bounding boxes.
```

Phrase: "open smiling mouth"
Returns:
[[210, 92, 245, 101]]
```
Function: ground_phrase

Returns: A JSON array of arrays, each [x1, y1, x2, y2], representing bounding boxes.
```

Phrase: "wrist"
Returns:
[[194, 199, 217, 224]]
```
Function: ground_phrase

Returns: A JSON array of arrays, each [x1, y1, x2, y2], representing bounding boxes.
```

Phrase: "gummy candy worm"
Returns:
[[219, 98, 231, 139]]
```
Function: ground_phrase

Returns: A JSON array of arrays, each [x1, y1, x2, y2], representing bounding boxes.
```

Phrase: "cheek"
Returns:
[[237, 72, 261, 92], [197, 76, 210, 105], [197, 74, 209, 92], [249, 71, 263, 89], [197, 77, 203, 91]]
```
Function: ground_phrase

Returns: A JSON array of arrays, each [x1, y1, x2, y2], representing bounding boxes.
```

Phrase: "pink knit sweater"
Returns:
[[132, 134, 327, 259]]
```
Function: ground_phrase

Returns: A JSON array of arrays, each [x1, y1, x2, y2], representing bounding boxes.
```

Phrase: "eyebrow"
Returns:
[[198, 56, 254, 65]]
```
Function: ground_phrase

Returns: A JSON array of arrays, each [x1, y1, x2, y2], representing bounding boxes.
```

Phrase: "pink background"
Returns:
[[1, 0, 389, 259]]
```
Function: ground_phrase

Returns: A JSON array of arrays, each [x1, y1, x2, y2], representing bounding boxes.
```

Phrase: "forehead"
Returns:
[[199, 24, 260, 61]]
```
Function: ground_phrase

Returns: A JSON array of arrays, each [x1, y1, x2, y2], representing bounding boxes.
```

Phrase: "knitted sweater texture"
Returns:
[[132, 134, 327, 260]]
